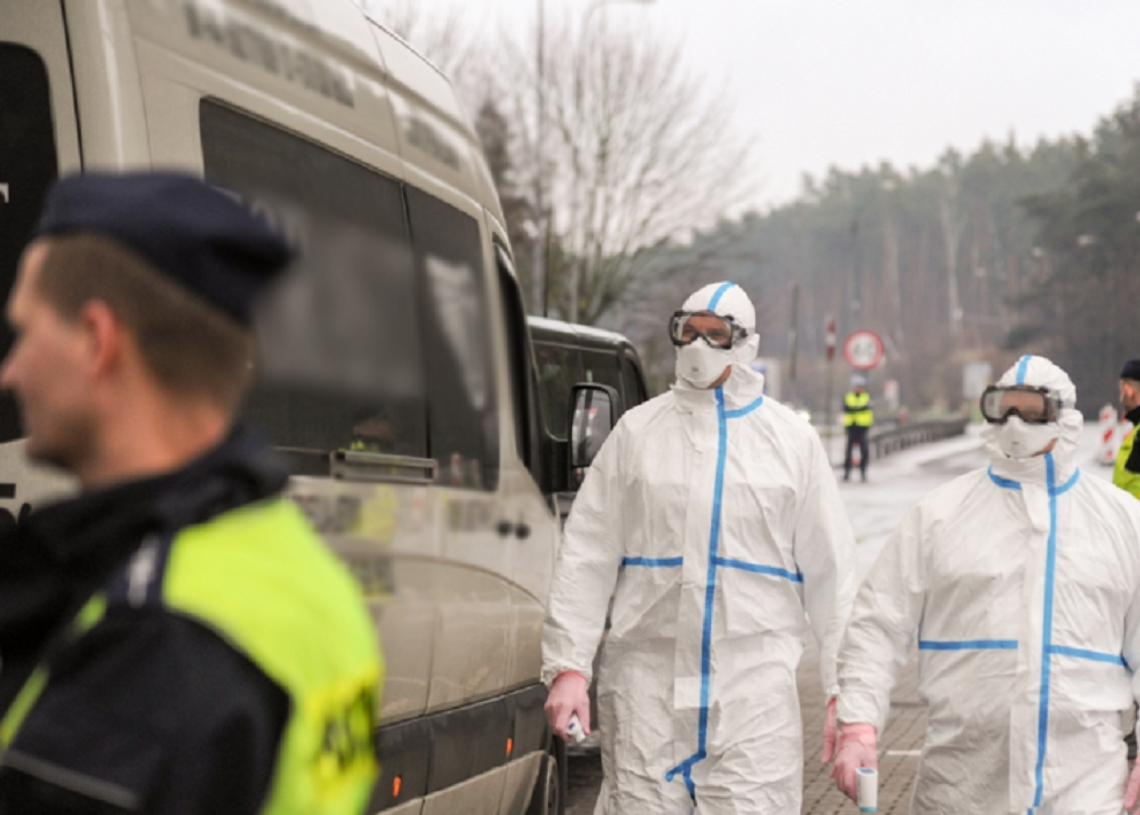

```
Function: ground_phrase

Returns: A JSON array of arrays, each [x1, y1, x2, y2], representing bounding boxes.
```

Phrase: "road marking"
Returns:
[[885, 749, 922, 757]]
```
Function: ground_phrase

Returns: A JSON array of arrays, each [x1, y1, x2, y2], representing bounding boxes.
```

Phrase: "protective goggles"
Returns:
[[668, 311, 749, 349], [979, 385, 1067, 425]]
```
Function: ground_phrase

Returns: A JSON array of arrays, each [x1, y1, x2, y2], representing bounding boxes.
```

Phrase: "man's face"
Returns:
[[1121, 380, 1140, 413], [0, 241, 97, 469]]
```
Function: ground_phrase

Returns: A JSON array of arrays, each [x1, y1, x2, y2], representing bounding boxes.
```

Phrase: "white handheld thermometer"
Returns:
[[566, 713, 586, 744], [856, 767, 878, 813]]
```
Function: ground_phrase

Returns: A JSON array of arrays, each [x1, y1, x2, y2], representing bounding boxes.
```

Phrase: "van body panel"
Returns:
[[382, 801, 423, 815], [62, 0, 151, 169], [0, 3, 567, 812], [369, 25, 466, 132], [127, 0, 404, 177], [498, 753, 543, 815], [288, 476, 438, 724], [419, 765, 506, 815]]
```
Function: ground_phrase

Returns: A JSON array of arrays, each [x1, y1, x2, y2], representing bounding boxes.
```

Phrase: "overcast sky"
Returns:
[[398, 1, 1140, 210]]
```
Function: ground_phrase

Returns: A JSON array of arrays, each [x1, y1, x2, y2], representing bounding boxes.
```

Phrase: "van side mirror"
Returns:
[[570, 384, 620, 482]]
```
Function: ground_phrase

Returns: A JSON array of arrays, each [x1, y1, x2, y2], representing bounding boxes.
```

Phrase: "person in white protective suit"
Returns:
[[542, 281, 858, 814], [828, 354, 1140, 815]]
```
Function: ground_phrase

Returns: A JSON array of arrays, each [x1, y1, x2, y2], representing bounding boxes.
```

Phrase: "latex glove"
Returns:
[[1125, 758, 1140, 810], [821, 697, 838, 763], [829, 722, 878, 802], [545, 671, 591, 742]]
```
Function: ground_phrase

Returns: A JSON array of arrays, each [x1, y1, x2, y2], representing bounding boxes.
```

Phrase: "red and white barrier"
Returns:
[[1099, 404, 1125, 466]]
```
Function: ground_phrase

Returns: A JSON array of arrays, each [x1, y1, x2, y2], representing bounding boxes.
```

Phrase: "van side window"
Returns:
[[621, 354, 648, 407], [0, 45, 58, 444], [580, 348, 625, 409], [534, 342, 576, 440], [405, 187, 499, 490], [200, 100, 426, 464], [496, 247, 537, 475], [199, 100, 499, 490]]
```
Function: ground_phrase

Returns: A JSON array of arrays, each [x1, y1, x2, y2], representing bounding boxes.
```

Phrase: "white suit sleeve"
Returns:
[[793, 432, 858, 696], [1122, 513, 1140, 706], [540, 423, 627, 687], [837, 503, 927, 730]]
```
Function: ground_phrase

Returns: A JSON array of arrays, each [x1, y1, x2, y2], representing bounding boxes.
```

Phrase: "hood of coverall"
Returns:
[[980, 355, 1082, 483], [674, 282, 761, 390]]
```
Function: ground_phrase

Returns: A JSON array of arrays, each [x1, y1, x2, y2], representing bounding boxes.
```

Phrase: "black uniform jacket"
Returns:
[[0, 428, 291, 814], [1126, 405, 1140, 474]]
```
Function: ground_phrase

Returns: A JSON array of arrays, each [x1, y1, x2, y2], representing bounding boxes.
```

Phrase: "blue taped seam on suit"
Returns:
[[918, 639, 1018, 651], [665, 386, 780, 799], [1016, 355, 1032, 385], [988, 468, 1023, 491], [1032, 452, 1060, 808], [724, 396, 764, 419], [666, 387, 729, 792], [713, 556, 803, 583], [706, 282, 735, 311], [1050, 470, 1079, 497], [1048, 645, 1126, 666], [622, 556, 684, 568]]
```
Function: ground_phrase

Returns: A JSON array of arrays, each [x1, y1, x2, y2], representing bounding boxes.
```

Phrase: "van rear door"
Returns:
[[0, 2, 83, 514]]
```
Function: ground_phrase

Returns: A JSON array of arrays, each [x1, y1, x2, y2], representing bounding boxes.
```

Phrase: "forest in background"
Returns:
[[363, 1, 1140, 416], [663, 90, 1140, 416]]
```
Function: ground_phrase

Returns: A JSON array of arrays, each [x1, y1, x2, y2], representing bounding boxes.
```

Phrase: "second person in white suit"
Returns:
[[830, 355, 1140, 814]]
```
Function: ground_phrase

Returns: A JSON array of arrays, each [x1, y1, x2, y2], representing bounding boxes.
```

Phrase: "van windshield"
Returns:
[[0, 45, 59, 444]]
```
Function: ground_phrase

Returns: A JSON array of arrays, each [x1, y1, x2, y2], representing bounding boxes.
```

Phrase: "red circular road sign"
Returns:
[[843, 330, 884, 370]]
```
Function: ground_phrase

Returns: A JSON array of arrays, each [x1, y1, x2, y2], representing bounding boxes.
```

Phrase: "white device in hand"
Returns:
[[856, 767, 878, 813], [566, 713, 586, 744]]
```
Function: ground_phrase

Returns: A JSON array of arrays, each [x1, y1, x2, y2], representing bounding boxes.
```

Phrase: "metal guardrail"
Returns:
[[869, 417, 970, 459]]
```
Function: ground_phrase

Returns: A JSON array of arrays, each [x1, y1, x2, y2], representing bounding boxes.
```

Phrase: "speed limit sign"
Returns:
[[843, 330, 884, 370]]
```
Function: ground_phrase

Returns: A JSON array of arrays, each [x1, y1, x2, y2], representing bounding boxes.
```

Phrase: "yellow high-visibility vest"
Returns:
[[0, 498, 382, 815], [1114, 424, 1140, 500], [843, 391, 873, 428]]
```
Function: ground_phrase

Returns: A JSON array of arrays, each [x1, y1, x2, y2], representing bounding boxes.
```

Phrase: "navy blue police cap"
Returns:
[[34, 172, 292, 325], [1122, 359, 1140, 382]]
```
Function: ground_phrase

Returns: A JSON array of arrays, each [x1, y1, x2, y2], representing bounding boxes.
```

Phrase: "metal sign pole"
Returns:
[[825, 315, 836, 466]]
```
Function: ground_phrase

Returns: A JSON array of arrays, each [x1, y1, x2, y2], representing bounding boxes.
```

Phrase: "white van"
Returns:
[[0, 2, 620, 814]]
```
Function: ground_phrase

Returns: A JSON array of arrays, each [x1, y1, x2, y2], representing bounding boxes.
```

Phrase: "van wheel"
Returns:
[[526, 737, 566, 815]]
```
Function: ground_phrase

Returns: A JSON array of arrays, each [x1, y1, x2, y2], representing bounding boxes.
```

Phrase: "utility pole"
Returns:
[[787, 283, 800, 382], [532, 0, 546, 316]]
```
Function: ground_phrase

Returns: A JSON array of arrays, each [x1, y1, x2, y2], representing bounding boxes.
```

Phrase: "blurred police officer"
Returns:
[[0, 173, 381, 814], [1115, 359, 1140, 500], [842, 374, 873, 482]]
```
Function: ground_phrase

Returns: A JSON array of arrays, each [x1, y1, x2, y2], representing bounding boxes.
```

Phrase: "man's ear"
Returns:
[[78, 300, 125, 381]]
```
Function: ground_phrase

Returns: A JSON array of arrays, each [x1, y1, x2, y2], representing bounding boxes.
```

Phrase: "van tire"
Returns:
[[526, 736, 566, 815]]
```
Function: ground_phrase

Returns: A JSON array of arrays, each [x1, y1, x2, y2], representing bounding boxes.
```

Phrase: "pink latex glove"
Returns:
[[829, 722, 878, 802], [544, 671, 591, 742], [821, 697, 838, 763], [1125, 758, 1140, 810]]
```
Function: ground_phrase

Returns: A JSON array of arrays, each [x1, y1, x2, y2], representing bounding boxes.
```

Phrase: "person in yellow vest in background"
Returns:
[[842, 374, 874, 482], [1116, 360, 1140, 761], [0, 173, 381, 814], [1115, 359, 1140, 500]]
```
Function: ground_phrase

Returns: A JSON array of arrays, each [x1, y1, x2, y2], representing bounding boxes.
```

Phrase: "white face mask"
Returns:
[[675, 341, 732, 389], [993, 416, 1059, 459]]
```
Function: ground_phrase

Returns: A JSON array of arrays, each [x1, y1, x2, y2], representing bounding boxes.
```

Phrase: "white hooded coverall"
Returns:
[[838, 355, 1140, 814], [543, 282, 857, 814]]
